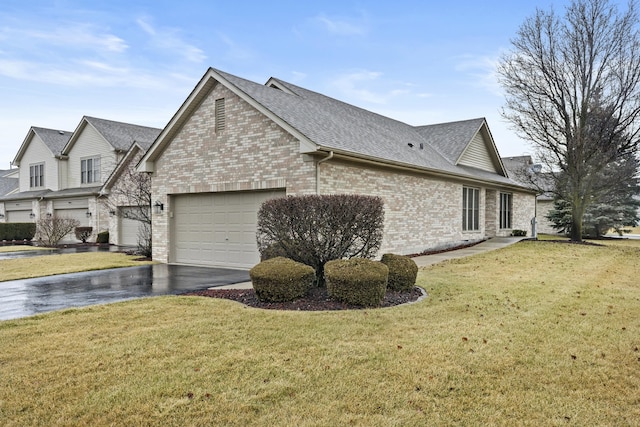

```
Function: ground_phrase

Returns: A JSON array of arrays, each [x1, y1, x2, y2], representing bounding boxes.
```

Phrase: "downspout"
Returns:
[[316, 151, 334, 195]]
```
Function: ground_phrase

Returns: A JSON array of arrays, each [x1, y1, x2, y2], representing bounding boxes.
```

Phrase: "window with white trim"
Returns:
[[29, 163, 44, 188], [500, 192, 513, 229], [462, 187, 480, 231], [81, 156, 101, 184]]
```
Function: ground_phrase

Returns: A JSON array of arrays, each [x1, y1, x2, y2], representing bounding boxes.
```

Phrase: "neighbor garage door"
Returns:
[[53, 198, 90, 243], [5, 210, 32, 223], [5, 200, 33, 223], [119, 206, 148, 246], [172, 190, 284, 269]]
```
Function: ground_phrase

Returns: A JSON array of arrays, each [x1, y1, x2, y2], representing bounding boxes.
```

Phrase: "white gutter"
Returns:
[[316, 151, 334, 194]]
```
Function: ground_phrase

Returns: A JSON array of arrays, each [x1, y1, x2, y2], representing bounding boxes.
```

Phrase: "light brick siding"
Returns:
[[321, 160, 483, 255], [512, 191, 536, 236], [536, 199, 557, 234], [321, 160, 536, 255], [150, 83, 316, 262], [486, 189, 536, 237]]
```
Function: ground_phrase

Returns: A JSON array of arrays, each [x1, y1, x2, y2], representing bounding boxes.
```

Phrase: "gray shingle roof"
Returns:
[[31, 127, 72, 155], [84, 117, 161, 151], [0, 169, 18, 196], [414, 118, 485, 163], [214, 69, 518, 186]]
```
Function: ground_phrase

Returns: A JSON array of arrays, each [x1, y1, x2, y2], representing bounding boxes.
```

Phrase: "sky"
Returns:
[[0, 0, 599, 169]]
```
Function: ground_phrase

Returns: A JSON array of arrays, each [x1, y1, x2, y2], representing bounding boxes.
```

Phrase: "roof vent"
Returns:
[[420, 143, 424, 150], [58, 131, 65, 135], [407, 143, 414, 148]]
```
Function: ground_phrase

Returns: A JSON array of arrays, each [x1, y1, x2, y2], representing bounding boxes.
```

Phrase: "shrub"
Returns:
[[257, 194, 384, 285], [325, 258, 388, 307], [381, 253, 418, 291], [74, 227, 93, 243], [0, 223, 36, 241], [96, 231, 109, 244], [36, 217, 81, 247], [250, 257, 316, 302], [511, 229, 527, 237]]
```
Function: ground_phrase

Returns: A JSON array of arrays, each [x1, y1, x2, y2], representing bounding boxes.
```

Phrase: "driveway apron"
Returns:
[[0, 264, 249, 321]]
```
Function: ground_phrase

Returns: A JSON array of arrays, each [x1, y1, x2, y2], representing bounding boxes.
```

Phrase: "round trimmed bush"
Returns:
[[380, 253, 418, 291], [250, 257, 316, 302], [325, 258, 388, 307]]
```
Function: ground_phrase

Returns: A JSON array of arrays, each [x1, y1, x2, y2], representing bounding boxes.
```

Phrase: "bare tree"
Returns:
[[37, 217, 81, 247], [497, 0, 640, 241], [102, 162, 152, 256]]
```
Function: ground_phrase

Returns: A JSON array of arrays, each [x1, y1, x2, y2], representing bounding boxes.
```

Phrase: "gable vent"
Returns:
[[215, 98, 225, 132]]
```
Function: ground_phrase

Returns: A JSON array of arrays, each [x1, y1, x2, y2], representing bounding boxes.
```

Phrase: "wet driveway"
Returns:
[[0, 264, 250, 321]]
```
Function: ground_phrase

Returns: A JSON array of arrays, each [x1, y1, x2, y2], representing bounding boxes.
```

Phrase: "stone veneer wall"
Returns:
[[150, 82, 316, 263]]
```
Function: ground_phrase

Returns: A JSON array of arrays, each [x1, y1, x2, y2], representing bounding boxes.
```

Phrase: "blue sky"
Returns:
[[0, 0, 587, 168]]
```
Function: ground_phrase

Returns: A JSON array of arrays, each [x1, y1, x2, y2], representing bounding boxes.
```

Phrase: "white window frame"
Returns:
[[81, 156, 101, 184], [462, 187, 480, 231], [500, 192, 513, 229], [29, 163, 45, 188]]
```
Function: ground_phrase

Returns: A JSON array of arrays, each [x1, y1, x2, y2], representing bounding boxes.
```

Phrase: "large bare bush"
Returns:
[[256, 194, 384, 285], [37, 217, 81, 247]]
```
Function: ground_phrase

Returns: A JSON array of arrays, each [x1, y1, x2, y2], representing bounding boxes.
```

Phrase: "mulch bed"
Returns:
[[183, 286, 425, 311]]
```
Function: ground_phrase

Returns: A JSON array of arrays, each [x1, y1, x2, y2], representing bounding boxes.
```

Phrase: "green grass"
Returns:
[[0, 241, 639, 426], [0, 252, 156, 282]]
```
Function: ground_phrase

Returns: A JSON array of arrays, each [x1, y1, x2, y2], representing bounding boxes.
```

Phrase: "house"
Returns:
[[0, 117, 161, 243], [99, 139, 154, 247], [138, 67, 537, 269], [502, 155, 556, 234], [0, 169, 18, 198]]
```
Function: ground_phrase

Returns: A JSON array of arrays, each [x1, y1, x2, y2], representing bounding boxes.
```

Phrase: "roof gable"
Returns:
[[12, 127, 72, 166], [139, 67, 521, 189], [63, 116, 161, 155]]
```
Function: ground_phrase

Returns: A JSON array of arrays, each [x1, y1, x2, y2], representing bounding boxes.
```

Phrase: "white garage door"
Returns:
[[5, 210, 32, 223], [172, 190, 284, 269], [119, 207, 147, 246], [54, 208, 89, 243]]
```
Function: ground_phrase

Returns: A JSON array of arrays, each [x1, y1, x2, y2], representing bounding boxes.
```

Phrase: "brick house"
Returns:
[[138, 67, 537, 269], [0, 117, 160, 244]]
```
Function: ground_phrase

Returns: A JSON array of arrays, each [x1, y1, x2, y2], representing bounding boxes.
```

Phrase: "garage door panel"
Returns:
[[6, 210, 32, 223], [172, 190, 284, 268]]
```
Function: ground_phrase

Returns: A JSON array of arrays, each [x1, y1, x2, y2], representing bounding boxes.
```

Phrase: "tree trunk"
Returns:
[[570, 203, 584, 242]]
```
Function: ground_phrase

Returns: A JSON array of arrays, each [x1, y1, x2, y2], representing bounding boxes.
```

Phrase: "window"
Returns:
[[215, 98, 225, 132], [500, 193, 513, 229], [81, 156, 101, 184], [29, 163, 44, 188], [462, 187, 480, 231]]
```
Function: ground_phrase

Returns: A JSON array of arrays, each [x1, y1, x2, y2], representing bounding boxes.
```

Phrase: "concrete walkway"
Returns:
[[216, 236, 527, 290]]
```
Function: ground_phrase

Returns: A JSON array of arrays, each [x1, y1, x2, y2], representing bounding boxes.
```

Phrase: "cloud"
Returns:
[[136, 17, 206, 63], [0, 24, 128, 53], [453, 54, 502, 96], [218, 33, 254, 61], [315, 13, 368, 36], [330, 71, 425, 106]]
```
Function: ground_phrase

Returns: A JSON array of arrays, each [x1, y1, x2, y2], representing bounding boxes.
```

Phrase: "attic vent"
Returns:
[[58, 131, 65, 135], [215, 98, 226, 132]]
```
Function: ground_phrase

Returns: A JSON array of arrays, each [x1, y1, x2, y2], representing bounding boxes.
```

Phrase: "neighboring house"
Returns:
[[100, 140, 154, 246], [502, 155, 557, 234], [0, 169, 19, 198], [138, 67, 537, 269], [0, 117, 161, 243]]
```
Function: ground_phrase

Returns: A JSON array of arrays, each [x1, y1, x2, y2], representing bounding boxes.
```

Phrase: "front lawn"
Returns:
[[0, 252, 156, 282], [0, 240, 638, 425]]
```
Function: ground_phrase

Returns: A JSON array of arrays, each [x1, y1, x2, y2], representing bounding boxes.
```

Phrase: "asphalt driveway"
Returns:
[[0, 264, 250, 321]]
